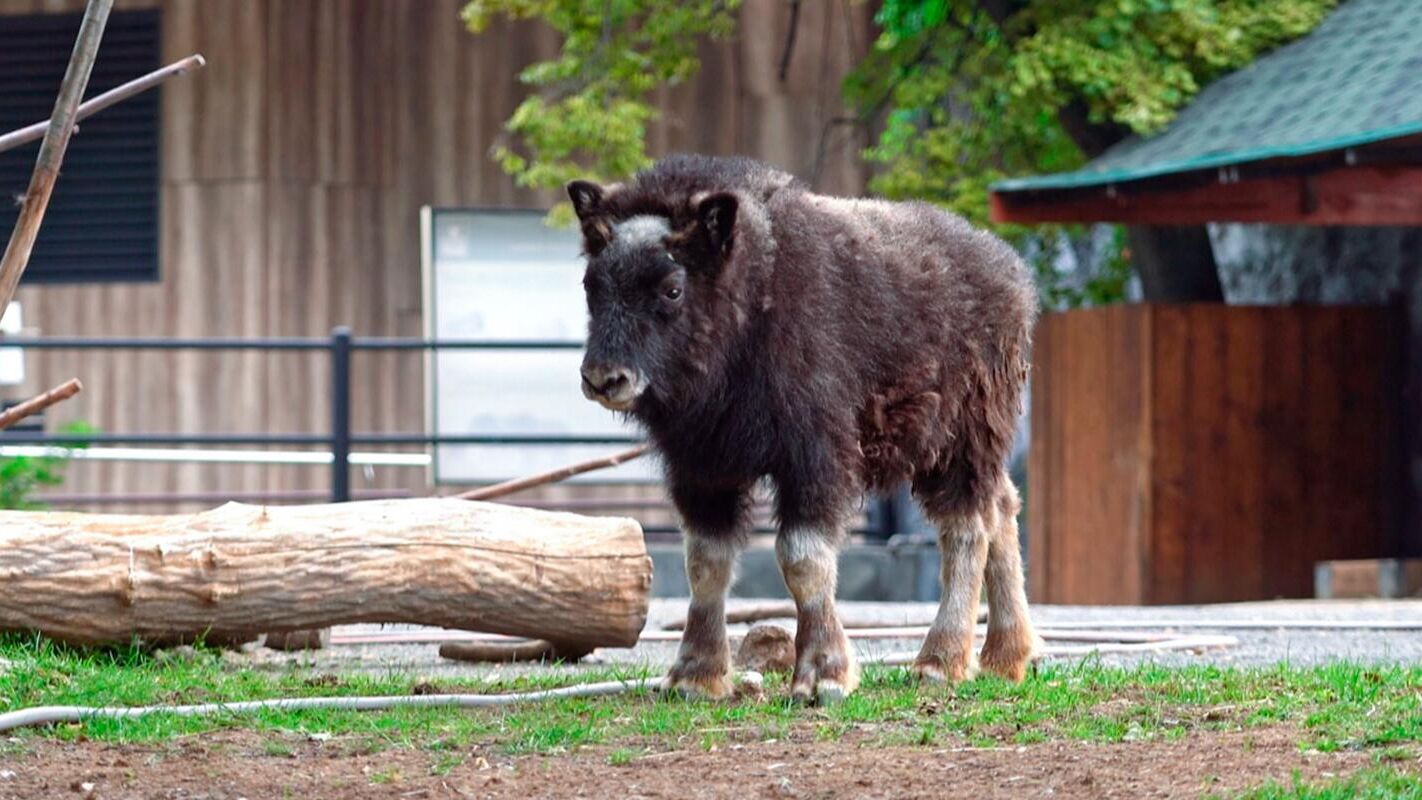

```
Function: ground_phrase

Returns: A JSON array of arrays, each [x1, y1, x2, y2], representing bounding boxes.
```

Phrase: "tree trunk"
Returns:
[[978, 2, 1228, 303], [1053, 100, 1225, 303], [1127, 225, 1226, 302], [0, 499, 652, 649]]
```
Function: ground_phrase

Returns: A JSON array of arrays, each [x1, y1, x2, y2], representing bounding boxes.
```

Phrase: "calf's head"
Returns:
[[567, 179, 738, 412]]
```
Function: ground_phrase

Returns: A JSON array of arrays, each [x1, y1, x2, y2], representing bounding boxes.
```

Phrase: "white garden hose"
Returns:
[[0, 627, 1255, 734], [0, 674, 677, 733], [0, 628, 1246, 733]]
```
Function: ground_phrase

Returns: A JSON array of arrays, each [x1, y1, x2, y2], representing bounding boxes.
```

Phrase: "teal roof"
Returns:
[[994, 0, 1422, 193]]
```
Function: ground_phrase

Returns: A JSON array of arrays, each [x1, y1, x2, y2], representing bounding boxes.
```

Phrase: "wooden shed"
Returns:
[[992, 0, 1420, 604]]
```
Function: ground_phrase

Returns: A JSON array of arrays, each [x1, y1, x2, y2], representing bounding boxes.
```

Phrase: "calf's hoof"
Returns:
[[978, 629, 1040, 683], [803, 679, 850, 706], [789, 649, 860, 706], [664, 660, 734, 700], [790, 676, 856, 707], [911, 652, 976, 685]]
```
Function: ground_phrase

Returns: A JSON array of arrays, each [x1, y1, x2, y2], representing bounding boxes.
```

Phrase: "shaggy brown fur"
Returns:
[[570, 155, 1039, 701]]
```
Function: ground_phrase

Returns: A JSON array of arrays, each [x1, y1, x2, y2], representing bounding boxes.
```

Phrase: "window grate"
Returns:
[[0, 9, 161, 284]]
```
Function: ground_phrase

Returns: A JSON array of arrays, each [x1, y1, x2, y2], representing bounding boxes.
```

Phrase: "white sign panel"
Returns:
[[0, 302, 23, 386], [422, 208, 655, 484]]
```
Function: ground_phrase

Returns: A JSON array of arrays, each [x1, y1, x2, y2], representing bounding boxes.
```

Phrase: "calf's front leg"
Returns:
[[776, 528, 858, 704], [666, 533, 741, 699]]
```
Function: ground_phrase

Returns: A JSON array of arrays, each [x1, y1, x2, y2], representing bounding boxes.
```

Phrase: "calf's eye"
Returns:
[[664, 286, 683, 301]]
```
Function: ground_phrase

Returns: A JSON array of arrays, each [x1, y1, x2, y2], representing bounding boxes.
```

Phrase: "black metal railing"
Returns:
[[0, 327, 902, 538], [0, 327, 637, 503]]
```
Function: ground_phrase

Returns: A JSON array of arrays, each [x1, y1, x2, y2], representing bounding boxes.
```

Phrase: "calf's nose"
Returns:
[[581, 364, 634, 397]]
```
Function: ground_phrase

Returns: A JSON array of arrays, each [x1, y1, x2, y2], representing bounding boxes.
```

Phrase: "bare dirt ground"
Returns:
[[0, 727, 1404, 800], [4, 599, 1418, 798]]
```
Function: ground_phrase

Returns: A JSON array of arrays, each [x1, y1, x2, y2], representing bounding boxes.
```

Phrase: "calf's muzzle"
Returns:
[[580, 363, 645, 410]]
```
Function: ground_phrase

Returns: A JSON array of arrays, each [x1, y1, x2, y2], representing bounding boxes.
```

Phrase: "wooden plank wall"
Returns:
[[1028, 306, 1151, 605], [0, 0, 872, 510], [1147, 304, 1403, 603], [1030, 304, 1403, 605]]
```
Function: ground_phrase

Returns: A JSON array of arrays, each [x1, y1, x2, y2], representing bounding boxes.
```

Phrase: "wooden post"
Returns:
[[0, 0, 114, 312]]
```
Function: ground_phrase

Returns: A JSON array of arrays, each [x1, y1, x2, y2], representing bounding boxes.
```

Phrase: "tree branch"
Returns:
[[778, 0, 802, 82]]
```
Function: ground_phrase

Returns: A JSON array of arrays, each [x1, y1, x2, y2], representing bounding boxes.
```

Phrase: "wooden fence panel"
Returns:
[[1030, 303, 1403, 604]]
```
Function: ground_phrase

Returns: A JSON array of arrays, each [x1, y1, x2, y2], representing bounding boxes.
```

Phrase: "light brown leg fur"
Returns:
[[776, 529, 859, 704], [979, 481, 1040, 681], [666, 535, 739, 699], [914, 510, 989, 683]]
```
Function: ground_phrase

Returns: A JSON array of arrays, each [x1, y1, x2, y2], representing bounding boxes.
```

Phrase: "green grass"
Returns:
[[1, 633, 1418, 758], [606, 747, 640, 765], [1219, 767, 1422, 799]]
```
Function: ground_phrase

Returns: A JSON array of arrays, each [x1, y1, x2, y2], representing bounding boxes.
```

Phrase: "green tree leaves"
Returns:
[[850, 0, 1336, 226], [463, 0, 740, 220], [463, 0, 1335, 305]]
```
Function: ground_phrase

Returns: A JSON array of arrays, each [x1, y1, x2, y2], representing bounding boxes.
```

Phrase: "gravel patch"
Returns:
[[237, 598, 1422, 677]]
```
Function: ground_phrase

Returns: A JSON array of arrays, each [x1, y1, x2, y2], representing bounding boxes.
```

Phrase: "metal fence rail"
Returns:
[[0, 327, 624, 503], [0, 327, 903, 538]]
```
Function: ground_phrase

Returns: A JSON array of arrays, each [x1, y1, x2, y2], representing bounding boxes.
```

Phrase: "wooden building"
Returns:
[[0, 0, 873, 508], [994, 0, 1421, 603]]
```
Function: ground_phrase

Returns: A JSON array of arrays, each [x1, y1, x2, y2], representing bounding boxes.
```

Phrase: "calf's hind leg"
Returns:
[[912, 508, 989, 683], [776, 527, 859, 704], [979, 480, 1039, 681]]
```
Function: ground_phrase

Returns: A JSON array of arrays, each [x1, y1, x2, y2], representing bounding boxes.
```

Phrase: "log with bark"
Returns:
[[0, 499, 652, 651]]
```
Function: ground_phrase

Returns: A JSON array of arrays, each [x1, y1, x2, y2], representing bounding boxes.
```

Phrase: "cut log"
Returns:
[[0, 499, 652, 649]]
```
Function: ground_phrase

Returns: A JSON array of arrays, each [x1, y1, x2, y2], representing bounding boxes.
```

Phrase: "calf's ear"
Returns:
[[566, 180, 605, 220], [696, 192, 738, 259], [567, 180, 612, 254]]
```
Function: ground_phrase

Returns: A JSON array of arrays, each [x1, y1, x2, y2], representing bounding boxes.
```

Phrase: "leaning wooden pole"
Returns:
[[458, 444, 651, 501], [0, 499, 652, 650], [0, 54, 206, 155], [0, 378, 82, 431], [0, 0, 114, 313]]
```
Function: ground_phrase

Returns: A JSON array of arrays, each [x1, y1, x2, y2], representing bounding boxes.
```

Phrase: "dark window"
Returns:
[[0, 9, 160, 283]]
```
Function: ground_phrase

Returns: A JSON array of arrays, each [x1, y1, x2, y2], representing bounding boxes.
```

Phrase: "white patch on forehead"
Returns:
[[610, 215, 671, 253]]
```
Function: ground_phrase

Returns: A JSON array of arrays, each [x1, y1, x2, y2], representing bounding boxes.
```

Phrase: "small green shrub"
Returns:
[[0, 420, 96, 509]]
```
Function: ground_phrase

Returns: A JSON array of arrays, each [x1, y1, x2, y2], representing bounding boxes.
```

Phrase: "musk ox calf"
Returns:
[[569, 154, 1039, 703]]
